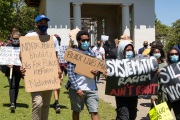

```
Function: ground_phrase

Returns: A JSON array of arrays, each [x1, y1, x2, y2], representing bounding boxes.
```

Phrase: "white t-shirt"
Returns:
[[92, 46, 105, 60], [25, 32, 59, 52]]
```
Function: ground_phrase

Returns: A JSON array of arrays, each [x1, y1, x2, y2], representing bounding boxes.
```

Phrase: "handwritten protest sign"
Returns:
[[149, 102, 173, 120], [20, 35, 60, 92], [105, 57, 159, 96], [58, 46, 68, 63], [64, 48, 106, 79], [160, 62, 180, 102], [0, 46, 21, 66]]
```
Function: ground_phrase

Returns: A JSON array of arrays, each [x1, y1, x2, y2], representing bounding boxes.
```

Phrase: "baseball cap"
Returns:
[[35, 14, 50, 23]]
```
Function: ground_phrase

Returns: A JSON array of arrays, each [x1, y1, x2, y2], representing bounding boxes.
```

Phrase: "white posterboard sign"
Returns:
[[58, 46, 68, 63], [0, 46, 21, 66], [101, 35, 109, 41]]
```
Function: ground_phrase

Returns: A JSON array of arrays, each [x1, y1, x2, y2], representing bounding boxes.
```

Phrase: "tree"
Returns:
[[0, 0, 38, 41], [164, 19, 180, 51], [0, 0, 16, 40], [12, 0, 39, 36], [155, 17, 170, 37]]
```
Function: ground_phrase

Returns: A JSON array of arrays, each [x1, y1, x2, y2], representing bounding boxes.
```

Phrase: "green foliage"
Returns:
[[0, 0, 38, 41], [0, 72, 116, 120], [0, 0, 15, 40], [164, 19, 180, 52], [155, 19, 170, 36], [155, 16, 180, 52]]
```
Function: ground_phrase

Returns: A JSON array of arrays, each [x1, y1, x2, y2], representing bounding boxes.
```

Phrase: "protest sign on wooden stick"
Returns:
[[0, 46, 21, 79]]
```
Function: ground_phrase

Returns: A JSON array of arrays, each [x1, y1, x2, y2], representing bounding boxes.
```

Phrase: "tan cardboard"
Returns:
[[20, 35, 60, 92], [64, 48, 106, 79]]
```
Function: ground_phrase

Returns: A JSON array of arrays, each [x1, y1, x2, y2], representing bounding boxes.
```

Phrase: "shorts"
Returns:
[[69, 88, 99, 113]]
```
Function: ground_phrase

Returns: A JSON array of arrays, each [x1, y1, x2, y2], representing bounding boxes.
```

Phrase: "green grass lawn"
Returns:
[[0, 72, 116, 120]]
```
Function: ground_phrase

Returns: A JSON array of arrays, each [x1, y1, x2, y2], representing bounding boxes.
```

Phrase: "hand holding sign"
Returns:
[[20, 35, 60, 92], [64, 48, 106, 79], [0, 46, 21, 79], [148, 102, 173, 120], [160, 62, 180, 102], [105, 57, 159, 96]]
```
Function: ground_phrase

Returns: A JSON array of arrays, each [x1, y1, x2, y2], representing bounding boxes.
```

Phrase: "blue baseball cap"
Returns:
[[35, 14, 50, 23]]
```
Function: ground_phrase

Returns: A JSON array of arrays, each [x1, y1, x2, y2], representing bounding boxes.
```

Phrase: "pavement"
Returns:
[[96, 78, 175, 120]]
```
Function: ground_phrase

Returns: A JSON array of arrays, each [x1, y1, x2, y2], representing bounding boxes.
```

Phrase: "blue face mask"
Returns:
[[38, 25, 48, 33], [125, 51, 133, 59], [170, 55, 179, 63], [153, 53, 161, 59], [81, 41, 90, 50]]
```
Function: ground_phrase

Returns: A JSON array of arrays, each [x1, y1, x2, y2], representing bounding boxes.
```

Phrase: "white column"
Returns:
[[73, 2, 82, 29], [121, 3, 131, 32]]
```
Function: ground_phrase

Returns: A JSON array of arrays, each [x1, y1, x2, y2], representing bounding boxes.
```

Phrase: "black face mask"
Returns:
[[12, 44, 20, 47], [97, 44, 101, 47], [144, 45, 148, 48]]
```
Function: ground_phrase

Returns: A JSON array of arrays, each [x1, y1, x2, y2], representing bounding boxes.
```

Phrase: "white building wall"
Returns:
[[42, 0, 155, 50], [46, 0, 71, 28], [47, 26, 70, 46], [133, 0, 155, 51]]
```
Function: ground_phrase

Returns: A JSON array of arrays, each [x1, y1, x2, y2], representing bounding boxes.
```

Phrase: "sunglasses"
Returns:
[[81, 39, 90, 42], [12, 38, 19, 40], [170, 53, 179, 56]]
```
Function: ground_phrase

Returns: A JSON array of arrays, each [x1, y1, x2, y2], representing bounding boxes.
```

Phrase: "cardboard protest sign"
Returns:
[[160, 62, 180, 102], [20, 35, 60, 92], [105, 57, 159, 96], [58, 46, 68, 63], [64, 48, 106, 79], [0, 46, 21, 66], [148, 102, 173, 120]]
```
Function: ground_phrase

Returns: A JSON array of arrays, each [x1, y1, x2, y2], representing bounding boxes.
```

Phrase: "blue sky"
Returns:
[[155, 0, 180, 26]]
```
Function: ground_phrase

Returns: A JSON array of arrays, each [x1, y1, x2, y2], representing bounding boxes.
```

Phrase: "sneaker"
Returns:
[[10, 103, 15, 112], [55, 104, 61, 113]]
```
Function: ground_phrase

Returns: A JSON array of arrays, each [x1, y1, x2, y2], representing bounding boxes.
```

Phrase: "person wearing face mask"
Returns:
[[66, 30, 100, 120], [1, 31, 23, 112], [149, 47, 166, 110], [138, 41, 149, 55], [116, 40, 138, 120], [164, 48, 180, 120], [92, 39, 105, 82], [22, 15, 62, 120]]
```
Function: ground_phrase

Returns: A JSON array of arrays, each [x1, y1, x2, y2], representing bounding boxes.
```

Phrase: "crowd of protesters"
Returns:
[[1, 14, 180, 120]]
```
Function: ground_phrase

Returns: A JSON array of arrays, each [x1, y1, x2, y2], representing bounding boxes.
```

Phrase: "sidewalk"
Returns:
[[97, 78, 175, 120]]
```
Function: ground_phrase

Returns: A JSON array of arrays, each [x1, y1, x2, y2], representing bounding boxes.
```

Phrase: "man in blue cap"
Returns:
[[23, 14, 62, 120]]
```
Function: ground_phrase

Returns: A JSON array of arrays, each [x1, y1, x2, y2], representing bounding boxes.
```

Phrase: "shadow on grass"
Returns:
[[140, 117, 149, 120], [3, 103, 29, 108], [3, 85, 24, 89], [3, 85, 9, 88], [50, 104, 68, 109], [140, 103, 151, 107], [19, 86, 25, 89], [63, 91, 69, 94]]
